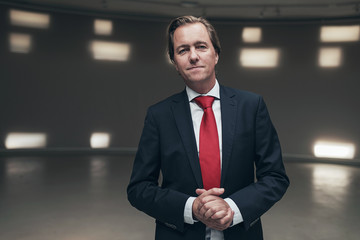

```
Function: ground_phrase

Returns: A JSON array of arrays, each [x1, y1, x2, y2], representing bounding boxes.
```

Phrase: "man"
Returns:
[[127, 16, 289, 240]]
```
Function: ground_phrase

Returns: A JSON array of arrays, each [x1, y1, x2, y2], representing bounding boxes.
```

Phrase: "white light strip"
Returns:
[[314, 141, 355, 159], [242, 27, 262, 43], [320, 25, 360, 42], [10, 9, 50, 29], [318, 47, 342, 68], [90, 132, 111, 148], [90, 41, 130, 61], [94, 19, 113, 35], [240, 48, 280, 68], [5, 133, 47, 149], [9, 33, 32, 53]]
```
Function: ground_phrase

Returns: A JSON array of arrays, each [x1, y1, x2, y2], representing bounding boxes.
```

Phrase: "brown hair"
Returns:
[[167, 16, 221, 62]]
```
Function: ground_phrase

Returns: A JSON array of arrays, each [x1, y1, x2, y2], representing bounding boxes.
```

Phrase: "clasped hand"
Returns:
[[192, 188, 234, 231]]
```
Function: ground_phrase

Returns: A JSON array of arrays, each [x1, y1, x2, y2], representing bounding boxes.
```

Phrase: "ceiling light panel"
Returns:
[[94, 19, 113, 35], [9, 33, 32, 53], [90, 41, 131, 61], [318, 47, 342, 68], [320, 25, 360, 42], [240, 48, 280, 68], [242, 27, 262, 43], [10, 9, 50, 29]]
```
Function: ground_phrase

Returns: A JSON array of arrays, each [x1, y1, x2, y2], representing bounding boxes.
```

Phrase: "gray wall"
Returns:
[[1, 5, 359, 158]]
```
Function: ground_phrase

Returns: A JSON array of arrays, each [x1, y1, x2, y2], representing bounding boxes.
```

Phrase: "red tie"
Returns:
[[194, 96, 221, 190]]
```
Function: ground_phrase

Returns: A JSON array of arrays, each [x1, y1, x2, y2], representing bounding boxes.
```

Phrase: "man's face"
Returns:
[[172, 23, 219, 89]]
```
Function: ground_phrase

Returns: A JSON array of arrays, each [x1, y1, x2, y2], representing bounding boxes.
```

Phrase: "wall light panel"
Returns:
[[94, 19, 113, 35], [5, 133, 47, 149], [9, 33, 32, 53], [90, 132, 111, 148], [321, 25, 360, 42], [242, 27, 262, 43], [313, 140, 355, 159], [240, 48, 280, 68], [10, 9, 50, 29], [90, 41, 130, 61], [318, 47, 342, 68]]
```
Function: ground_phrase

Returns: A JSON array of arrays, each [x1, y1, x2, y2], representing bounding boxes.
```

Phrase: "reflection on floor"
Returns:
[[0, 155, 359, 240]]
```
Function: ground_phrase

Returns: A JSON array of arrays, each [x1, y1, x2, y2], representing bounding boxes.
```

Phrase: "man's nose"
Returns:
[[189, 48, 199, 62]]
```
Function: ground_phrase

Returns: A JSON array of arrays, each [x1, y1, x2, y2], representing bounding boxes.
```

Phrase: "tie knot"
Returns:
[[194, 96, 215, 110]]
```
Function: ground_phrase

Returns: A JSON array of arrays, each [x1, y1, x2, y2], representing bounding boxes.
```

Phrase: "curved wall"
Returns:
[[0, 5, 359, 159]]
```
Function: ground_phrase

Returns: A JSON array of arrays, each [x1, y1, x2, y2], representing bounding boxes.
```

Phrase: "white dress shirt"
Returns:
[[183, 80, 243, 240]]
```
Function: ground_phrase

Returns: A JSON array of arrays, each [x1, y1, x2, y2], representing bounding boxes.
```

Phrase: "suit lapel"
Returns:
[[220, 86, 237, 187], [170, 87, 238, 189], [171, 90, 203, 188]]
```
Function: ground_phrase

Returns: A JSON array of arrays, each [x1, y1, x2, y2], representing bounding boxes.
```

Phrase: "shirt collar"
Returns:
[[186, 80, 220, 102]]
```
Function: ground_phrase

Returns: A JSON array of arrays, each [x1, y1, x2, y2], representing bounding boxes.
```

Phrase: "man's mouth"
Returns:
[[187, 66, 203, 70]]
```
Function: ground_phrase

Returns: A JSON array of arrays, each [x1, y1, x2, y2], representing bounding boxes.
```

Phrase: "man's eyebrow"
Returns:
[[195, 41, 208, 45], [175, 41, 209, 51], [175, 44, 189, 52]]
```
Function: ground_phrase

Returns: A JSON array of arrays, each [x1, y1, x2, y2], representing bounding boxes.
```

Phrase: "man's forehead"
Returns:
[[173, 23, 211, 45], [175, 22, 206, 34]]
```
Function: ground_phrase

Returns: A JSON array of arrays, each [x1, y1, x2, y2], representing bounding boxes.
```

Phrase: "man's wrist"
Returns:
[[224, 198, 243, 226], [184, 197, 197, 224]]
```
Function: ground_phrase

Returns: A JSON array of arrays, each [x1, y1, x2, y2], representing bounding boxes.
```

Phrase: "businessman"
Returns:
[[127, 15, 289, 240]]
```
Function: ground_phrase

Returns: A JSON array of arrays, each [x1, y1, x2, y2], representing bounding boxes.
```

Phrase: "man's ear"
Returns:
[[215, 53, 219, 65]]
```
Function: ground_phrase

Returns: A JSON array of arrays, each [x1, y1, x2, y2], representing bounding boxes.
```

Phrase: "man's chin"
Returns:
[[184, 78, 206, 86], [183, 77, 215, 91], [184, 75, 208, 83]]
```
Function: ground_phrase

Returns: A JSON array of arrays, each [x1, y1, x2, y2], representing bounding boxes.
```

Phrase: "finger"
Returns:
[[217, 208, 234, 226], [203, 208, 215, 219], [195, 189, 222, 212], [201, 196, 229, 212], [200, 193, 228, 209], [195, 189, 206, 195], [193, 198, 204, 213], [201, 199, 228, 219], [194, 188, 226, 216], [206, 188, 225, 196], [201, 202, 224, 219], [195, 199, 219, 216], [201, 195, 221, 205], [210, 209, 228, 220], [196, 188, 224, 197], [199, 201, 216, 217]]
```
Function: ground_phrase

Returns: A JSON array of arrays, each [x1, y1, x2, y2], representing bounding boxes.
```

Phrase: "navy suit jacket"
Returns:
[[127, 85, 289, 240]]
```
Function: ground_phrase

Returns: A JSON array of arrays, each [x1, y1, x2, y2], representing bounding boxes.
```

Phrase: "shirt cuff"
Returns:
[[224, 198, 243, 226], [184, 197, 197, 224]]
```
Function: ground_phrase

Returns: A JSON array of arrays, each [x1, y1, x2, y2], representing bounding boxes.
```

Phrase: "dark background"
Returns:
[[1, 5, 359, 159]]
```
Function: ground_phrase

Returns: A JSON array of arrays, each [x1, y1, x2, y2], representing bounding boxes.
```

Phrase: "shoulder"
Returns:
[[147, 89, 186, 114], [220, 85, 262, 102], [219, 85, 267, 114]]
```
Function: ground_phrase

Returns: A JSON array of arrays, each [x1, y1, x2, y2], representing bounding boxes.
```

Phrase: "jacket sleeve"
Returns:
[[229, 96, 290, 230], [127, 107, 190, 232]]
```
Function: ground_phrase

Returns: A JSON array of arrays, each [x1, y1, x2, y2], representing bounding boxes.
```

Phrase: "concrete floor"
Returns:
[[0, 154, 359, 240]]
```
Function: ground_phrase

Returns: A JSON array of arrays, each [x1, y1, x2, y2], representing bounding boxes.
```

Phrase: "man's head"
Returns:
[[166, 16, 221, 93], [167, 16, 221, 63]]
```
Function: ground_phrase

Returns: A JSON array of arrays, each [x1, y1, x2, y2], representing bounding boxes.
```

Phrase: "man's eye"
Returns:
[[178, 49, 186, 54], [197, 45, 207, 49]]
